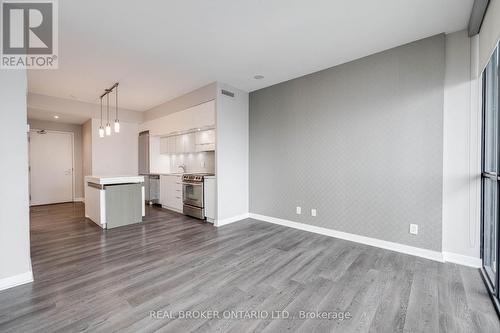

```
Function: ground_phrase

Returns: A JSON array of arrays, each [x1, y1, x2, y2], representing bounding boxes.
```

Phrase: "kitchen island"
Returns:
[[84, 176, 145, 229]]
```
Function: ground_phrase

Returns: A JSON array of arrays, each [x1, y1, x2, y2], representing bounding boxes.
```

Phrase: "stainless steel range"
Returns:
[[182, 173, 213, 219]]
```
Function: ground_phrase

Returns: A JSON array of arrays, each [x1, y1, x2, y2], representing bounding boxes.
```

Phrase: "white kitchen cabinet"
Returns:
[[195, 129, 215, 152], [204, 176, 216, 223], [175, 135, 184, 153], [167, 136, 176, 154], [161, 132, 209, 155], [160, 175, 168, 206], [195, 129, 215, 145], [160, 175, 183, 212], [159, 137, 168, 154], [196, 143, 215, 152], [174, 133, 195, 154], [184, 133, 196, 153]]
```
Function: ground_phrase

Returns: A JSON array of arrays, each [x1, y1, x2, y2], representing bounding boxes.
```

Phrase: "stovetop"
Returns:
[[182, 173, 214, 182]]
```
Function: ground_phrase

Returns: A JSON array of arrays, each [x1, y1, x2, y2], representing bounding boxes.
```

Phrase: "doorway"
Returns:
[[29, 129, 74, 206]]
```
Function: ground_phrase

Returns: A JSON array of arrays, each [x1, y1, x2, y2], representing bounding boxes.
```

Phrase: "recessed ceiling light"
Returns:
[[54, 115, 59, 119], [254, 75, 264, 80]]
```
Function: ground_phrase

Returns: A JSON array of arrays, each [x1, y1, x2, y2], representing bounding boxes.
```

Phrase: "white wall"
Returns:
[[27, 119, 84, 199], [0, 70, 33, 290], [215, 83, 249, 223], [442, 30, 482, 267], [90, 119, 139, 176], [144, 83, 217, 121], [82, 119, 92, 177]]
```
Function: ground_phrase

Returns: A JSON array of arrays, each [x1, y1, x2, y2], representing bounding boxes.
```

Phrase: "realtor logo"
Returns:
[[1, 0, 58, 69]]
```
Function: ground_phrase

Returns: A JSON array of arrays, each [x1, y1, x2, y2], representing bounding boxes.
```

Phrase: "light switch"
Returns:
[[311, 209, 317, 217], [409, 224, 418, 235], [296, 206, 301, 215]]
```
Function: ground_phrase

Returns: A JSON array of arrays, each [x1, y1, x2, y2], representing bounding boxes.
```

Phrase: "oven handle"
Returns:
[[182, 182, 203, 186]]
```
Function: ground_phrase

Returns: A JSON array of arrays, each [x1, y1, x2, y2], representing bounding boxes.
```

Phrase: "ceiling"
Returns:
[[28, 107, 91, 124], [28, 0, 474, 111]]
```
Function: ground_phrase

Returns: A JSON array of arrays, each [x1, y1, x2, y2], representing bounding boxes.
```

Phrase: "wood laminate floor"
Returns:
[[0, 202, 498, 332]]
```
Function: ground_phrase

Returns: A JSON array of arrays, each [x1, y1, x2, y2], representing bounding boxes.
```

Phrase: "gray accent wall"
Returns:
[[249, 34, 445, 251]]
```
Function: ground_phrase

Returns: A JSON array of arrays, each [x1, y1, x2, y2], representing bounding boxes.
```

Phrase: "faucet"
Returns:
[[178, 164, 186, 173]]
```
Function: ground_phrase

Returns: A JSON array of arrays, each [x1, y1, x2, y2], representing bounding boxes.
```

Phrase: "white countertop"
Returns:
[[85, 175, 145, 185]]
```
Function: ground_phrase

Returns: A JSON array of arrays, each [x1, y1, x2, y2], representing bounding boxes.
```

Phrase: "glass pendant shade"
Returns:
[[99, 127, 104, 138], [106, 124, 111, 136], [114, 120, 120, 133]]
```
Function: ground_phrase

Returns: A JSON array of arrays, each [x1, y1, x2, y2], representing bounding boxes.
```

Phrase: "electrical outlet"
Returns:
[[409, 224, 418, 235], [296, 206, 301, 215], [311, 209, 317, 217]]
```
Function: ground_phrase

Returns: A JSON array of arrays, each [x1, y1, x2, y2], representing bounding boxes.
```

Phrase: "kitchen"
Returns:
[[83, 97, 219, 229], [27, 82, 247, 231], [139, 100, 217, 223]]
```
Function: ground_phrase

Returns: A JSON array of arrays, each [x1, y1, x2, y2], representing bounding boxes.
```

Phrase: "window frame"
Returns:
[[480, 41, 500, 315]]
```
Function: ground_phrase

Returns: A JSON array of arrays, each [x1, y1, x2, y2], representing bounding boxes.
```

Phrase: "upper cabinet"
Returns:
[[177, 133, 195, 153], [141, 100, 215, 137], [160, 131, 210, 155], [195, 129, 215, 152]]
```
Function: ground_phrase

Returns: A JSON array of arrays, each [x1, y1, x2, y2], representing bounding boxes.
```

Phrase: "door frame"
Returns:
[[28, 129, 76, 205]]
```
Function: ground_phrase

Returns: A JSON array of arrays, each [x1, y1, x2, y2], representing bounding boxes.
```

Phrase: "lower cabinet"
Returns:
[[160, 175, 183, 212], [204, 176, 216, 223]]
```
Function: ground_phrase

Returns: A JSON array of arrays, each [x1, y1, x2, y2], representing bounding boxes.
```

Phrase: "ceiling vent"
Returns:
[[221, 89, 234, 97]]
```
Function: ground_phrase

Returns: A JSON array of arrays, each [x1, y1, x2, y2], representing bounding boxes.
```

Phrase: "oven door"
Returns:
[[182, 182, 204, 207]]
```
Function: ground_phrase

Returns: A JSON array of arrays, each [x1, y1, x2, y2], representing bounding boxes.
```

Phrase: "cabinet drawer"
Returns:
[[171, 196, 183, 211]]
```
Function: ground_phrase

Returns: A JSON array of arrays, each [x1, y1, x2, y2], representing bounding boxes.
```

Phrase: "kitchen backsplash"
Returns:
[[170, 151, 215, 174]]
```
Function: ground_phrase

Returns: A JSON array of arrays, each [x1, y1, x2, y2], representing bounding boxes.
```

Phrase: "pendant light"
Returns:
[[99, 97, 104, 138], [98, 82, 119, 137], [114, 85, 120, 133], [105, 93, 111, 136]]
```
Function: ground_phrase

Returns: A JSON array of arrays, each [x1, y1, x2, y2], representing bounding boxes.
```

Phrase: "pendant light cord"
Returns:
[[100, 97, 103, 126], [115, 85, 118, 121], [106, 94, 110, 125]]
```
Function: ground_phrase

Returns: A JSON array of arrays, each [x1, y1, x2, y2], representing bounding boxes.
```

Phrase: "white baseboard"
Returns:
[[442, 252, 482, 268], [0, 271, 33, 291], [212, 212, 481, 267], [73, 197, 84, 202], [249, 213, 444, 263], [215, 213, 250, 227]]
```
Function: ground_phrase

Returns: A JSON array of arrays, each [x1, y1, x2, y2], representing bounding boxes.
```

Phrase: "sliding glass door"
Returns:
[[482, 43, 499, 310]]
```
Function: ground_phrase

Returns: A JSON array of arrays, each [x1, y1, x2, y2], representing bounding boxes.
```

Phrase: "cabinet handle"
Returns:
[[175, 196, 181, 199]]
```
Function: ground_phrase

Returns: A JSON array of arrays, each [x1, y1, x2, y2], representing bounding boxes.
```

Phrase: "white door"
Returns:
[[29, 130, 74, 205]]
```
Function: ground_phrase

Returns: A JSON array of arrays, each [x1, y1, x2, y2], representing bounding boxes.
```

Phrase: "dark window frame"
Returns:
[[480, 41, 500, 316]]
